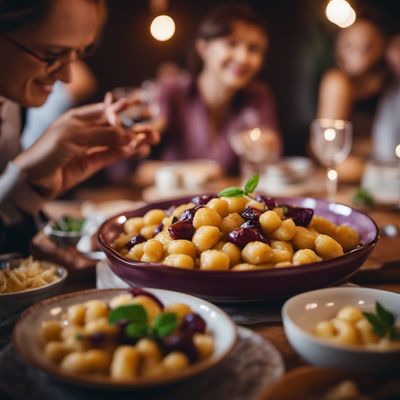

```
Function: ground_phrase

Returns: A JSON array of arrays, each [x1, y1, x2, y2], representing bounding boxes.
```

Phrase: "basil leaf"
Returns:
[[376, 302, 395, 328], [244, 174, 259, 194], [152, 312, 178, 338], [125, 321, 148, 338], [363, 311, 386, 336], [108, 304, 147, 325], [219, 187, 244, 198]]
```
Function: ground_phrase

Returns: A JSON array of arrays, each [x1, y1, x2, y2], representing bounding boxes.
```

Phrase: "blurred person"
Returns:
[[371, 32, 400, 162], [0, 0, 158, 253], [138, 3, 281, 178], [316, 18, 389, 182], [22, 60, 97, 149]]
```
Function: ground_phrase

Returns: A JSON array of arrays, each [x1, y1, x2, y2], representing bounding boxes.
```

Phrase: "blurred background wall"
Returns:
[[85, 0, 400, 156]]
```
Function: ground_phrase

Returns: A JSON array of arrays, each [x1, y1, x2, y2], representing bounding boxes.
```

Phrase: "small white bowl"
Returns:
[[282, 287, 400, 373]]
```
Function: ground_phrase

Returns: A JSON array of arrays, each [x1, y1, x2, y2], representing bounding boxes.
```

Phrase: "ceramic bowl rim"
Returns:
[[282, 287, 400, 355]]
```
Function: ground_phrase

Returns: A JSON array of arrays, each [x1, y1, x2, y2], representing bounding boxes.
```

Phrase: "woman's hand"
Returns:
[[14, 100, 159, 198]]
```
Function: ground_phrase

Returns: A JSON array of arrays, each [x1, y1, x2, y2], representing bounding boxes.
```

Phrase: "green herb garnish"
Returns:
[[353, 188, 374, 207], [219, 174, 260, 198], [363, 302, 400, 340], [109, 304, 147, 325], [53, 216, 85, 233], [152, 313, 178, 338], [109, 304, 178, 340]]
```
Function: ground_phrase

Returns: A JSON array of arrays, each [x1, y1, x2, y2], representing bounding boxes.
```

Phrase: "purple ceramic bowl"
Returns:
[[98, 196, 378, 303]]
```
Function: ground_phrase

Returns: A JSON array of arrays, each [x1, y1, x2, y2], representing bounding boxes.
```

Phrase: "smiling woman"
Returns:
[[0, 0, 159, 254], [132, 3, 282, 178]]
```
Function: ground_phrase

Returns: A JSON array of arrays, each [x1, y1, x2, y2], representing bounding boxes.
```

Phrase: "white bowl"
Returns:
[[282, 287, 400, 373], [13, 288, 237, 389]]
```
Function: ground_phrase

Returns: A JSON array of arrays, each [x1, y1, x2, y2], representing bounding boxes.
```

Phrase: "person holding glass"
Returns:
[[0, 0, 159, 253], [144, 3, 282, 177], [315, 17, 389, 184]]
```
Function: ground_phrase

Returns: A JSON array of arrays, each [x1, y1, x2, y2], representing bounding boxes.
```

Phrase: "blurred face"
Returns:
[[336, 20, 385, 77], [0, 0, 103, 107], [197, 21, 267, 90], [386, 34, 400, 78]]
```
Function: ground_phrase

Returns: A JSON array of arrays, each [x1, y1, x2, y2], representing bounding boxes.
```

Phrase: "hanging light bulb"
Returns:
[[326, 0, 356, 28], [150, 14, 175, 41]]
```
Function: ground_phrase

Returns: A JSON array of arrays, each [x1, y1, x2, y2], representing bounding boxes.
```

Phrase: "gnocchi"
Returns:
[[40, 289, 214, 380], [112, 193, 361, 271]]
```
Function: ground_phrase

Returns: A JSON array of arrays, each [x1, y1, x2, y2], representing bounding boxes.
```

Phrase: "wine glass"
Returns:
[[229, 126, 280, 181], [310, 119, 352, 198]]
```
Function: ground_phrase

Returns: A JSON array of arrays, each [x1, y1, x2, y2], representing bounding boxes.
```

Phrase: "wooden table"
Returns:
[[3, 182, 399, 399]]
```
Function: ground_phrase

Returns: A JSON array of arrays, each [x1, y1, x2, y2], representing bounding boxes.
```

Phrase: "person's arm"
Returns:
[[317, 69, 353, 120], [1, 101, 158, 224]]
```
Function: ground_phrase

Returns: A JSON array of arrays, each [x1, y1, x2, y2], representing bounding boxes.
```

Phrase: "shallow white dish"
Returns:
[[282, 287, 400, 373], [13, 288, 237, 389]]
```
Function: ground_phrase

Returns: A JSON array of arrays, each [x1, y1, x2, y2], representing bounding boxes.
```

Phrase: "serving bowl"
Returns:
[[98, 195, 378, 302], [0, 259, 67, 323], [13, 288, 237, 389], [282, 287, 400, 373]]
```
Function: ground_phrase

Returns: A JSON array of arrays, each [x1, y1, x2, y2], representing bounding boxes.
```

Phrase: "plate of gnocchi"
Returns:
[[13, 288, 237, 389], [97, 191, 378, 302], [282, 287, 400, 373]]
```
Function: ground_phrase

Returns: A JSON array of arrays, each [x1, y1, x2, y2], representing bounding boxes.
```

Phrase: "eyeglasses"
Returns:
[[1, 32, 96, 72]]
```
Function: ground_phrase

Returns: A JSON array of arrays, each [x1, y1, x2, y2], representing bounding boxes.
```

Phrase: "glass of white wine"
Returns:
[[310, 119, 352, 198]]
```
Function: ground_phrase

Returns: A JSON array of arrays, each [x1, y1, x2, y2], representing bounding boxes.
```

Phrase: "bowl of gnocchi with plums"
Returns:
[[282, 287, 400, 373], [13, 288, 237, 389], [98, 178, 378, 301]]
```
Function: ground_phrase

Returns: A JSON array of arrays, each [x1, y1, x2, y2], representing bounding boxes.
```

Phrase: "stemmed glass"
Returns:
[[310, 119, 352, 198], [229, 127, 280, 180]]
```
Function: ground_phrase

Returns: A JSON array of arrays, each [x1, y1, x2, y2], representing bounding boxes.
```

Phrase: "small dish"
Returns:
[[282, 287, 400, 373], [44, 221, 83, 248], [13, 288, 237, 389], [0, 259, 67, 323], [264, 157, 314, 184]]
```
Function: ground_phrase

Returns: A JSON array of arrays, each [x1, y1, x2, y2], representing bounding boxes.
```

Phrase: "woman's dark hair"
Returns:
[[188, 3, 268, 74], [0, 0, 105, 32]]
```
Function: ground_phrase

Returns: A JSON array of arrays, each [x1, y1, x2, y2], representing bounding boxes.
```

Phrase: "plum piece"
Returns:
[[181, 313, 206, 334], [125, 234, 146, 250], [168, 221, 195, 240], [241, 206, 263, 221], [255, 194, 278, 210], [129, 287, 164, 309], [192, 193, 218, 206], [116, 320, 137, 345], [283, 205, 314, 227], [228, 227, 266, 248], [161, 330, 198, 362], [241, 219, 262, 232], [178, 206, 203, 224]]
